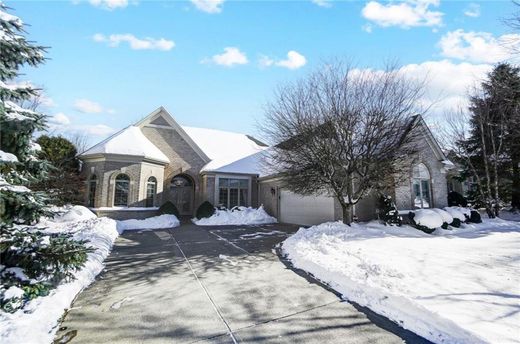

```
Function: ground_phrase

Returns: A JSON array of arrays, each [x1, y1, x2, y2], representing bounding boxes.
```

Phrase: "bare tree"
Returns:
[[261, 62, 425, 224], [67, 132, 90, 154]]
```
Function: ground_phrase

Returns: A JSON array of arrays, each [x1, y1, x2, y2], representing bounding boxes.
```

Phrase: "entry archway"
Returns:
[[170, 174, 194, 215]]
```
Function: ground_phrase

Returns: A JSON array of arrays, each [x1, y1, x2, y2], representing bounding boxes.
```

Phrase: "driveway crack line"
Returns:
[[168, 230, 239, 344], [209, 231, 250, 255]]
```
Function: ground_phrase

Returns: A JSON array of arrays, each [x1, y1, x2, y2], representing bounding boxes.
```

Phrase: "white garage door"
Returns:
[[279, 190, 335, 226]]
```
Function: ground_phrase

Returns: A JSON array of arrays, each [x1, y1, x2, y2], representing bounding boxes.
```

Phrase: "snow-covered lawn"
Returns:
[[193, 205, 277, 226], [0, 206, 180, 344], [282, 219, 520, 344]]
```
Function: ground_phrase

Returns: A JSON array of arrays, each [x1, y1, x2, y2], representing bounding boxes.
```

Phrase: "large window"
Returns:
[[412, 163, 431, 208], [146, 177, 157, 207], [218, 178, 248, 209], [88, 175, 97, 207], [114, 174, 130, 206]]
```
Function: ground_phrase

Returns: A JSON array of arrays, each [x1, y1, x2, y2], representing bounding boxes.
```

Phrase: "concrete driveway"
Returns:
[[55, 222, 429, 344]]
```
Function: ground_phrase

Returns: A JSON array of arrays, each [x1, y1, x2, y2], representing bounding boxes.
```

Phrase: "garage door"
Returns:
[[279, 190, 335, 226]]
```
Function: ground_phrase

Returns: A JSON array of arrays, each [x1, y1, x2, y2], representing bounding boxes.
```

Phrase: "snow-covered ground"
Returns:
[[282, 219, 520, 344], [193, 205, 277, 226], [0, 207, 180, 344]]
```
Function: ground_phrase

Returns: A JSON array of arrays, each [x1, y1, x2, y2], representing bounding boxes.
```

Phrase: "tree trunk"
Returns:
[[512, 157, 520, 210], [341, 204, 353, 225]]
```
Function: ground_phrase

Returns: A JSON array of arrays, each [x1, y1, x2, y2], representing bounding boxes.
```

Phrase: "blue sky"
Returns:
[[10, 0, 519, 145]]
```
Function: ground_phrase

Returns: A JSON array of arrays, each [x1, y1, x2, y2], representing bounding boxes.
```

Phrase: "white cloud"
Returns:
[[93, 33, 175, 51], [203, 47, 248, 67], [88, 0, 129, 10], [312, 0, 332, 8], [191, 0, 224, 13], [74, 98, 113, 114], [361, 0, 443, 28], [76, 124, 115, 136], [275, 51, 307, 70], [398, 60, 491, 116], [259, 51, 307, 70], [463, 3, 480, 18], [362, 24, 373, 33], [49, 113, 71, 126], [439, 29, 520, 63]]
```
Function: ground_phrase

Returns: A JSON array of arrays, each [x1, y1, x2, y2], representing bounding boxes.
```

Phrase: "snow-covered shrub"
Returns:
[[196, 201, 215, 219], [431, 208, 454, 229], [408, 209, 443, 234], [445, 206, 471, 223], [159, 201, 180, 218], [443, 207, 466, 227], [377, 195, 402, 226]]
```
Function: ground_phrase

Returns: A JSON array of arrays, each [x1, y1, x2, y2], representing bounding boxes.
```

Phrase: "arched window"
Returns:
[[114, 174, 130, 206], [146, 176, 157, 207], [412, 163, 431, 208], [88, 175, 97, 207]]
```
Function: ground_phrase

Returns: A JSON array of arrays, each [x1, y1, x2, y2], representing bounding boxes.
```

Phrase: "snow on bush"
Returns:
[[444, 207, 467, 222], [431, 208, 453, 225], [411, 209, 443, 229], [117, 214, 180, 233], [448, 206, 472, 220], [282, 219, 520, 344], [42, 205, 97, 223], [0, 215, 119, 344], [194, 205, 277, 226]]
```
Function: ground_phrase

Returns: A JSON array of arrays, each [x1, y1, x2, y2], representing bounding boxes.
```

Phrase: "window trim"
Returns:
[[88, 174, 97, 208], [214, 175, 251, 208], [412, 163, 432, 209], [145, 176, 157, 207], [113, 173, 130, 207]]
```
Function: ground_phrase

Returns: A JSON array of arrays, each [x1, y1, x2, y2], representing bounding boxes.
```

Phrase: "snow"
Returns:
[[431, 208, 454, 224], [0, 177, 30, 193], [80, 126, 169, 163], [500, 210, 520, 222], [0, 9, 22, 26], [0, 150, 17, 162], [194, 206, 277, 226], [92, 206, 159, 211], [117, 214, 180, 233], [412, 209, 444, 228], [0, 215, 119, 344], [444, 206, 467, 221], [181, 126, 268, 173], [283, 219, 520, 344], [3, 287, 24, 300], [42, 205, 97, 223]]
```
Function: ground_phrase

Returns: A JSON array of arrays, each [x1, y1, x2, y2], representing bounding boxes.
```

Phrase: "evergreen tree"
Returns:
[[458, 63, 520, 215], [0, 5, 89, 312], [31, 135, 85, 205]]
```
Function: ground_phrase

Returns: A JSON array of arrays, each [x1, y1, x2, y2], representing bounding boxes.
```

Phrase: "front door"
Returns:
[[170, 175, 193, 215]]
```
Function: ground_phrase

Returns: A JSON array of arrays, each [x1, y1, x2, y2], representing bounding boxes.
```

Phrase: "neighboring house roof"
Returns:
[[180, 126, 267, 173], [80, 126, 170, 164]]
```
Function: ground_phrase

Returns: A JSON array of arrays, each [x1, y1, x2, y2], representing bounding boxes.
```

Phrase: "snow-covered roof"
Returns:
[[80, 126, 169, 163], [180, 126, 268, 173]]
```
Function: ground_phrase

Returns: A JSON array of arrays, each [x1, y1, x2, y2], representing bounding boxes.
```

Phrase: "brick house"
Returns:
[[80, 107, 452, 224]]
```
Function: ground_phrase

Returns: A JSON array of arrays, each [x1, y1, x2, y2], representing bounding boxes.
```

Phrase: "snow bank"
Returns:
[[194, 206, 277, 226], [117, 214, 180, 233], [45, 205, 97, 223], [283, 219, 520, 344], [0, 216, 119, 344]]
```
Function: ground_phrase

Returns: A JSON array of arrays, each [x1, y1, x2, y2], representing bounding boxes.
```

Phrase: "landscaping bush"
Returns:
[[431, 208, 454, 229], [196, 201, 215, 219], [159, 201, 180, 218], [377, 195, 402, 226], [444, 207, 466, 226], [448, 191, 468, 207], [408, 209, 443, 234], [470, 210, 482, 223]]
